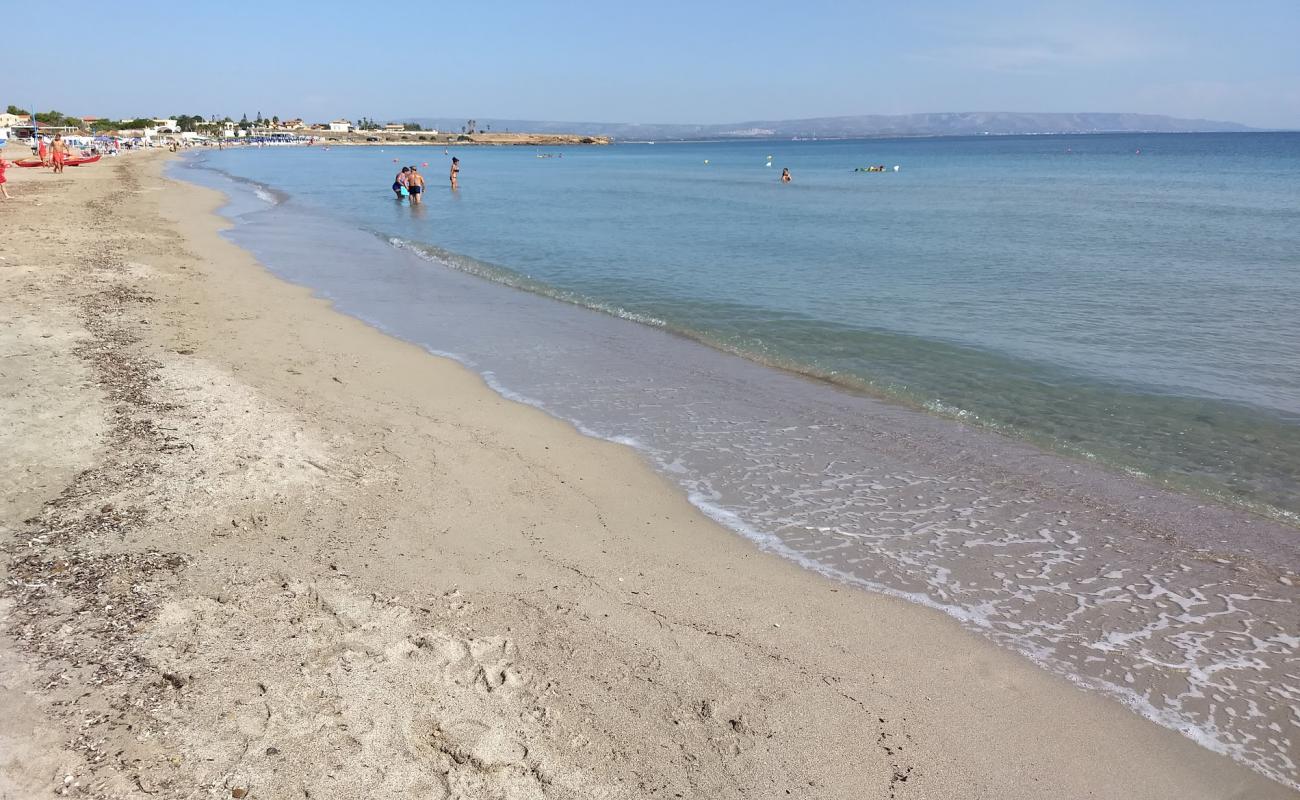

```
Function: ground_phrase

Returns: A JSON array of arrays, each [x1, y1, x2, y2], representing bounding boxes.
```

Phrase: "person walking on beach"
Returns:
[[0, 156, 12, 199], [37, 136, 48, 166], [393, 166, 410, 199], [781, 167, 792, 183], [407, 167, 425, 204], [51, 135, 68, 174], [449, 157, 460, 189]]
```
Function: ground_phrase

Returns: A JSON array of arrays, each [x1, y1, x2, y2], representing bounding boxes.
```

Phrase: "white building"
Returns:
[[328, 119, 352, 133]]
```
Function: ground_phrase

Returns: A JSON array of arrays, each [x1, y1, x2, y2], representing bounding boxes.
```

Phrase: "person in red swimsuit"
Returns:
[[37, 136, 48, 166], [0, 156, 11, 199], [51, 134, 67, 173]]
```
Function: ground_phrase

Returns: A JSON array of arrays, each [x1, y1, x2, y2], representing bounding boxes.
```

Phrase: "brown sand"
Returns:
[[0, 146, 1292, 799]]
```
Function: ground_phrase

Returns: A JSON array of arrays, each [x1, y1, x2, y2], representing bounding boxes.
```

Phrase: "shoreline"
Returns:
[[2, 148, 1294, 798], [381, 230, 1300, 528], [187, 142, 1300, 530], [185, 142, 1300, 783]]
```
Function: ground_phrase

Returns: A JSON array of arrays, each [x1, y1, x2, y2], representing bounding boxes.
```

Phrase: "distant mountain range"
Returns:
[[410, 112, 1256, 141]]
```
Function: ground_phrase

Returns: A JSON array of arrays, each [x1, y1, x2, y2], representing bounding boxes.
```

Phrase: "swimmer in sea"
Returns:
[[450, 157, 460, 189], [780, 167, 791, 183], [393, 166, 409, 199]]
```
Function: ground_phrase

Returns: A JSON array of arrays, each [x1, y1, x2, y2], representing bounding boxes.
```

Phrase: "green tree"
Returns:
[[34, 110, 67, 125], [6, 105, 30, 116], [403, 122, 423, 131]]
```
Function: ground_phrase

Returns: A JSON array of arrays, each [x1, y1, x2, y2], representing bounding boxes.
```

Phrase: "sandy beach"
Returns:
[[0, 147, 1292, 799]]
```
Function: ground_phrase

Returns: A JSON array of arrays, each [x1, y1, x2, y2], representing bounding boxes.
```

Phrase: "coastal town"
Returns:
[[0, 107, 607, 148]]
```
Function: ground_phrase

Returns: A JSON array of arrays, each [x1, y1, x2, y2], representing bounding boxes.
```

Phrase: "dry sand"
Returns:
[[0, 146, 1292, 799]]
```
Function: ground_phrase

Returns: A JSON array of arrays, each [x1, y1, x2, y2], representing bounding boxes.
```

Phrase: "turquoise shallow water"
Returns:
[[177, 135, 1300, 786], [194, 133, 1299, 520]]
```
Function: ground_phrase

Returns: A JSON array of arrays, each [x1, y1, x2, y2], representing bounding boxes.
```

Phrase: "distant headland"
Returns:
[[409, 111, 1263, 142], [2, 108, 1268, 148]]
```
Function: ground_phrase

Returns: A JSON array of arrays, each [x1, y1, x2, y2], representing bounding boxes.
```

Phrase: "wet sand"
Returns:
[[1, 146, 1293, 798]]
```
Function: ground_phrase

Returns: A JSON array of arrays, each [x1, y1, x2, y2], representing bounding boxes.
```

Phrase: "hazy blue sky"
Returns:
[[12, 0, 1300, 128]]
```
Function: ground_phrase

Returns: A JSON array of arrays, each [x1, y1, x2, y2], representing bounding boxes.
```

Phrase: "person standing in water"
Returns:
[[392, 166, 409, 198], [407, 167, 425, 204], [449, 157, 460, 189], [780, 167, 791, 183]]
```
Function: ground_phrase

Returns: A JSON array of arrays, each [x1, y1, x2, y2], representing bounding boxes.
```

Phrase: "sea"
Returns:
[[174, 133, 1300, 789]]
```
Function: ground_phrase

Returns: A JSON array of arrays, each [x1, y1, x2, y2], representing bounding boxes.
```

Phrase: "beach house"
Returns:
[[328, 119, 353, 133], [0, 112, 26, 141]]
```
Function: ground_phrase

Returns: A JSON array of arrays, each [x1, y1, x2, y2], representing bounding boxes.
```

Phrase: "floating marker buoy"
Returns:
[[704, 159, 709, 164], [894, 165, 900, 172], [422, 162, 428, 166]]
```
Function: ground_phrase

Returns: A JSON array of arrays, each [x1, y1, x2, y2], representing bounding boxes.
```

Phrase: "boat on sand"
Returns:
[[14, 154, 103, 167]]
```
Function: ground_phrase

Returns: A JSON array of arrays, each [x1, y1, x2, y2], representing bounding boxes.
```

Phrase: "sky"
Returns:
[[9, 0, 1300, 129]]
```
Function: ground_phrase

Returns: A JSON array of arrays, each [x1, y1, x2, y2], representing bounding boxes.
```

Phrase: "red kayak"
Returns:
[[14, 154, 102, 167]]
